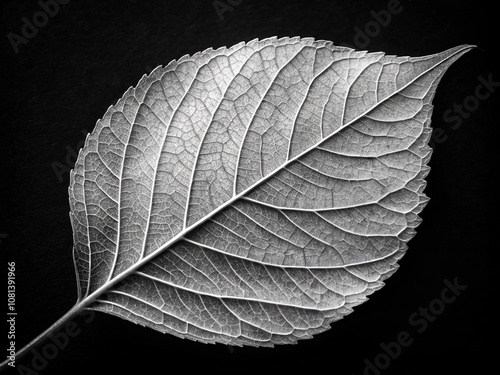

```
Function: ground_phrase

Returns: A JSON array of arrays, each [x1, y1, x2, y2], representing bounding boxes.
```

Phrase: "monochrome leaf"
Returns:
[[68, 37, 473, 346]]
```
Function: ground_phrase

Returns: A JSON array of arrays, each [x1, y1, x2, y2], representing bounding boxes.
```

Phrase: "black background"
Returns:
[[0, 0, 498, 374]]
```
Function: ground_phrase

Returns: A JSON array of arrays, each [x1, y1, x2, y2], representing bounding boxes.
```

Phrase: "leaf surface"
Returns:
[[69, 37, 472, 346]]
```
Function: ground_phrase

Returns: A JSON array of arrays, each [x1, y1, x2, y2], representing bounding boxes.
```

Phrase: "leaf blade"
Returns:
[[69, 37, 473, 345]]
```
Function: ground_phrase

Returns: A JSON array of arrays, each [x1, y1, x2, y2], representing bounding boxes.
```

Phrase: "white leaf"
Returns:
[[69, 37, 472, 346]]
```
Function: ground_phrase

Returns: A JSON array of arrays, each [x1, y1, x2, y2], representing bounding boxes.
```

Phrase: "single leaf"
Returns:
[[70, 37, 473, 345], [4, 37, 474, 364]]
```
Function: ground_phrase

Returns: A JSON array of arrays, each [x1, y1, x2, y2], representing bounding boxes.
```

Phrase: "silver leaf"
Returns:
[[67, 37, 473, 346]]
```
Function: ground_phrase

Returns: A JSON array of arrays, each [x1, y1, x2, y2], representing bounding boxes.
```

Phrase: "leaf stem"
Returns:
[[0, 302, 85, 370]]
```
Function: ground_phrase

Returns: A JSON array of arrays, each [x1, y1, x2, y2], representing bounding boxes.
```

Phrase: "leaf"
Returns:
[[65, 37, 474, 346], [35, 37, 479, 353]]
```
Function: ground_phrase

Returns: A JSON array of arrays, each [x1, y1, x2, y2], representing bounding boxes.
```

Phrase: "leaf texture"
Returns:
[[69, 37, 472, 346]]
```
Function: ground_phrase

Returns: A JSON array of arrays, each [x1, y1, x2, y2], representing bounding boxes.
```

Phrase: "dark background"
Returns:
[[0, 0, 498, 374]]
